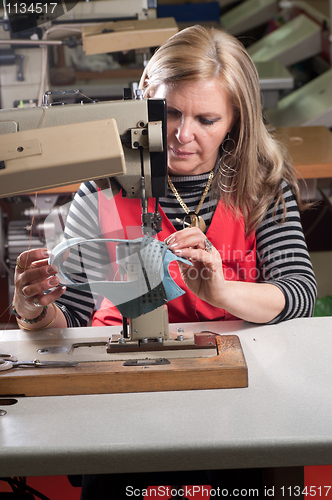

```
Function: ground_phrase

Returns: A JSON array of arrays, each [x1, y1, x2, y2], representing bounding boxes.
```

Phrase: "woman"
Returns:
[[12, 25, 316, 499], [13, 25, 316, 331]]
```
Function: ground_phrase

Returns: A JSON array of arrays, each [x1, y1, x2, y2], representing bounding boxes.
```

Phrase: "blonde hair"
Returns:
[[139, 25, 302, 234]]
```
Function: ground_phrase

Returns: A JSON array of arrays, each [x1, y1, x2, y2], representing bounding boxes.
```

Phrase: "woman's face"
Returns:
[[153, 78, 234, 176]]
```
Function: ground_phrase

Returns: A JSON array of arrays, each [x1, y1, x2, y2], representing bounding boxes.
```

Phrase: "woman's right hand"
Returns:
[[13, 248, 66, 320]]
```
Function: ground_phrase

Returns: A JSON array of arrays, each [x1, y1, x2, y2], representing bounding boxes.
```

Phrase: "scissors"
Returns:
[[0, 354, 78, 372]]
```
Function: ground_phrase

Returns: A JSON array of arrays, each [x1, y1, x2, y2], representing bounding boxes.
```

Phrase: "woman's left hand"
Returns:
[[165, 227, 225, 306]]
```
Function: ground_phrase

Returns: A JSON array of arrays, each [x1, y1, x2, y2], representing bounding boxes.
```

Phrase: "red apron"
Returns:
[[92, 190, 257, 326]]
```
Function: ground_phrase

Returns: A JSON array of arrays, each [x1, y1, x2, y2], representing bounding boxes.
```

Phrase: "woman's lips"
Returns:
[[170, 147, 195, 158]]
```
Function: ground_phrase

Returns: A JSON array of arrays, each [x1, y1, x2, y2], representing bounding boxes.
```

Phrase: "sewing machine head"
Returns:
[[0, 88, 167, 233]]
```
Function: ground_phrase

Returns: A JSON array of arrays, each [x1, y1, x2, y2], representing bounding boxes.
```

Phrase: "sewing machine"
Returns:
[[220, 0, 278, 36], [0, 93, 247, 396], [247, 14, 322, 67]]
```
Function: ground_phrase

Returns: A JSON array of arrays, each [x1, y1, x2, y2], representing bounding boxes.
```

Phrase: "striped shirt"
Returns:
[[56, 174, 317, 326]]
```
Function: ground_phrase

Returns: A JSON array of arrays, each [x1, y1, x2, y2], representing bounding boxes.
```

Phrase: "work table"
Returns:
[[0, 317, 331, 478]]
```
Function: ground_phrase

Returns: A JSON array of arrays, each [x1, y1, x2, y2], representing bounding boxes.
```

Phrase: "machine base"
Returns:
[[0, 334, 248, 397]]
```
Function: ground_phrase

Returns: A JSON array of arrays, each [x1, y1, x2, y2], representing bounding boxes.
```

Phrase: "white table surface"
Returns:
[[1, 317, 332, 478]]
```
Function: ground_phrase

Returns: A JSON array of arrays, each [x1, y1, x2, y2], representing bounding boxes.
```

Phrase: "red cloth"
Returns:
[[92, 190, 257, 326]]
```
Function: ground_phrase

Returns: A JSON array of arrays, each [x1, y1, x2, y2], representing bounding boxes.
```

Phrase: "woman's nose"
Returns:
[[175, 118, 195, 144]]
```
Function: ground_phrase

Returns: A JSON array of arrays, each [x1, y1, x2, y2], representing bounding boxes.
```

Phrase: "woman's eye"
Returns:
[[200, 118, 217, 125]]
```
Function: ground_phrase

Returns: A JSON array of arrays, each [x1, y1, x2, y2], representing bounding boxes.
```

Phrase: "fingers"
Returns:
[[26, 285, 67, 308], [20, 284, 66, 305], [15, 248, 67, 309], [21, 269, 61, 299], [16, 248, 51, 273], [165, 228, 215, 254], [166, 227, 200, 248], [176, 247, 216, 271], [16, 249, 58, 290], [165, 229, 220, 274]]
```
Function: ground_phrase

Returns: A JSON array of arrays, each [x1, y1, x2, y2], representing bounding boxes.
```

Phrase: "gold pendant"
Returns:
[[183, 214, 206, 233]]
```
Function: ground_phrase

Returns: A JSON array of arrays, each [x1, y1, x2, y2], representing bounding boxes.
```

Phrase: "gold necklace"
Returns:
[[167, 171, 214, 233]]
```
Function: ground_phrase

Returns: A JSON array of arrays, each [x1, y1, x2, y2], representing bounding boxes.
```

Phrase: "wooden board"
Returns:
[[275, 126, 332, 179], [82, 18, 178, 56], [0, 335, 247, 397]]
